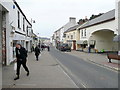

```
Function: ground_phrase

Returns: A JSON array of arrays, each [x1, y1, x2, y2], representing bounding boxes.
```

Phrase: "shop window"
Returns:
[[13, 40, 18, 58]]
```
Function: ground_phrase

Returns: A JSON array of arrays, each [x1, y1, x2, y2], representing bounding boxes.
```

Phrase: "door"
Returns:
[[73, 41, 76, 50]]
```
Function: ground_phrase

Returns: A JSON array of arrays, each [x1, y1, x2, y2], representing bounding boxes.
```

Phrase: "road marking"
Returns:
[[55, 58, 87, 88], [58, 64, 79, 88]]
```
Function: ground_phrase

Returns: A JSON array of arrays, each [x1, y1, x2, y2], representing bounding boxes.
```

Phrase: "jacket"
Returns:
[[16, 47, 28, 60]]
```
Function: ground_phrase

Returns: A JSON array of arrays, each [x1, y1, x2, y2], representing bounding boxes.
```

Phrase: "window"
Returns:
[[84, 29, 86, 37], [73, 32, 75, 39], [81, 30, 83, 37], [26, 26, 28, 36], [68, 35, 69, 39], [18, 11, 20, 28], [23, 18, 25, 31], [71, 35, 73, 39]]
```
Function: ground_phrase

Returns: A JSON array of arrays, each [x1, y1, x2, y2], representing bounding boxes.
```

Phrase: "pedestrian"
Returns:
[[47, 46, 50, 51], [31, 45, 34, 52], [41, 45, 44, 51], [14, 44, 29, 80], [35, 45, 40, 61]]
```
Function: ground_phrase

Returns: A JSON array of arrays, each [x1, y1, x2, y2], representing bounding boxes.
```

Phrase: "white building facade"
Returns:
[[52, 17, 78, 46], [78, 10, 118, 53], [1, 0, 33, 65]]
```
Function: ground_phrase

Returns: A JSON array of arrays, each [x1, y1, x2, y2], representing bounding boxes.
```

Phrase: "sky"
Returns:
[[15, 0, 115, 38]]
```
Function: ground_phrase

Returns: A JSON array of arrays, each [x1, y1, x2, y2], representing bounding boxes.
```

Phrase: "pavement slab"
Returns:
[[2, 51, 77, 88]]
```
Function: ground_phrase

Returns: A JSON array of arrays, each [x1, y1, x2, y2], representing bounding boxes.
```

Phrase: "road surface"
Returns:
[[50, 47, 118, 88]]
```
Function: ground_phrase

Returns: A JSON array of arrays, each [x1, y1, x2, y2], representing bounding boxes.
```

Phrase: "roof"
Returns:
[[13, 0, 32, 26], [54, 27, 63, 33], [79, 9, 115, 29], [64, 24, 80, 33]]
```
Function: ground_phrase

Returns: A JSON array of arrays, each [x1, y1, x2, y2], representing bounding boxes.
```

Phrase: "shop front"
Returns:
[[1, 7, 8, 65]]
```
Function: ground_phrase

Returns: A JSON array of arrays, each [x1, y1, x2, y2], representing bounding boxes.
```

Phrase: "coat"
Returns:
[[35, 47, 40, 56], [16, 47, 28, 60]]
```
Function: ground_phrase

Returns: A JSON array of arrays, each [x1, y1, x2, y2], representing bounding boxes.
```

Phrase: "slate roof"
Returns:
[[79, 9, 115, 29], [64, 24, 80, 33]]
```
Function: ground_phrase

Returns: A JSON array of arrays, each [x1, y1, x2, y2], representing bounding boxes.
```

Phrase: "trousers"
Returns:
[[16, 59, 29, 76]]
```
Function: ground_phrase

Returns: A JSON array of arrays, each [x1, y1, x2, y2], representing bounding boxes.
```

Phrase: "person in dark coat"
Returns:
[[14, 44, 29, 80], [35, 45, 40, 61], [41, 45, 44, 51], [47, 46, 50, 51]]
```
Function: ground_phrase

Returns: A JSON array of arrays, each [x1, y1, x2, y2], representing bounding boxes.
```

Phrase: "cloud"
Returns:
[[13, 0, 115, 37]]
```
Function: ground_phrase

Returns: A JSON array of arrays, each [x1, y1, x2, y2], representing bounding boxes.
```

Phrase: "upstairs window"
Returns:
[[68, 35, 69, 39], [81, 30, 83, 37], [71, 35, 73, 39], [26, 26, 28, 36], [23, 18, 25, 31], [18, 11, 20, 28], [84, 29, 86, 37]]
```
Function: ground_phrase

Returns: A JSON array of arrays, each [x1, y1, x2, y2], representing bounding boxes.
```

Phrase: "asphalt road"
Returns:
[[49, 47, 118, 88]]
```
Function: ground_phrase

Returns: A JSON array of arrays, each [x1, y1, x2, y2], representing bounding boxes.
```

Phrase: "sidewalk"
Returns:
[[2, 51, 77, 88], [66, 51, 120, 71], [0, 64, 2, 90]]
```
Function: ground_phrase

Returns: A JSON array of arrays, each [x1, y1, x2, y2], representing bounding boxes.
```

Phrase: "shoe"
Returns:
[[14, 76, 19, 80], [27, 72, 29, 76]]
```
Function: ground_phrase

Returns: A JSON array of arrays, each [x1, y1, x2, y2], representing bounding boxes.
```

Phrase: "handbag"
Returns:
[[14, 62, 17, 71]]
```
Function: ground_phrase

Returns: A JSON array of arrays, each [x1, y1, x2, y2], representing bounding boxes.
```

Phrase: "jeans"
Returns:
[[16, 59, 29, 76]]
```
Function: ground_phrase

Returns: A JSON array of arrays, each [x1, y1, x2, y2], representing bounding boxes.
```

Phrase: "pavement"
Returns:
[[66, 50, 120, 71], [0, 64, 2, 90], [2, 50, 77, 88]]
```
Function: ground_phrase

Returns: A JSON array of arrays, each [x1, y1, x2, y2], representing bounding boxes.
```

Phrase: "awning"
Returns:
[[76, 40, 88, 44], [67, 40, 76, 42], [113, 34, 120, 42]]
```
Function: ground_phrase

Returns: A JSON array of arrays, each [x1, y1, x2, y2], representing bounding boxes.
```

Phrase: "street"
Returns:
[[50, 47, 118, 88], [2, 46, 119, 89], [1, 0, 120, 89]]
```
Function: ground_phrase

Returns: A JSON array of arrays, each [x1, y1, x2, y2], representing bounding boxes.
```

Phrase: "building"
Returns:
[[115, 0, 120, 43], [64, 19, 88, 50], [64, 25, 80, 50], [1, 0, 33, 65], [40, 37, 50, 46], [31, 32, 39, 48], [78, 9, 118, 53], [53, 17, 78, 47]]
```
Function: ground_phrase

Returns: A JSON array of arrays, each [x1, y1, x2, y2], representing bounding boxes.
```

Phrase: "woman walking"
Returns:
[[34, 45, 40, 61]]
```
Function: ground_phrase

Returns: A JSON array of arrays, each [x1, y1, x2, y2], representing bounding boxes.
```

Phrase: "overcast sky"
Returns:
[[16, 0, 115, 38]]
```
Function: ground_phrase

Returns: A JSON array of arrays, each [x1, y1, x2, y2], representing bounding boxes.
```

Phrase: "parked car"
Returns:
[[59, 43, 71, 52]]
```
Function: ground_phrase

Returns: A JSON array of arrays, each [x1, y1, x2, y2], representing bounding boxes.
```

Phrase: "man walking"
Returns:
[[47, 45, 50, 51], [35, 45, 40, 61], [14, 44, 29, 80]]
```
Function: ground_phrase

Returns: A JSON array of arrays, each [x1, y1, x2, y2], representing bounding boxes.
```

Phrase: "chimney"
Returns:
[[85, 16, 88, 22], [69, 17, 76, 23]]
